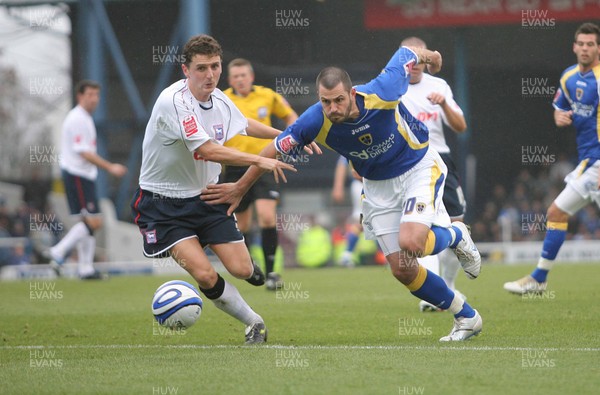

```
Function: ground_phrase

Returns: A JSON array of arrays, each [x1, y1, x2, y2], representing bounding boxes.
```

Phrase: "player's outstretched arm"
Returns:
[[245, 118, 322, 155], [406, 47, 442, 75], [80, 151, 127, 177], [201, 142, 285, 215], [246, 118, 281, 139], [196, 140, 294, 179]]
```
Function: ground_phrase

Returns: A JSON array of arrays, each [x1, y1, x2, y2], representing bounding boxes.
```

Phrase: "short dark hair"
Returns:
[[182, 35, 223, 66], [75, 80, 100, 95], [575, 22, 600, 44], [227, 58, 253, 73], [316, 67, 352, 92]]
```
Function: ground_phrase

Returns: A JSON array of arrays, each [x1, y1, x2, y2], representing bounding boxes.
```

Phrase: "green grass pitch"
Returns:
[[1, 263, 599, 394]]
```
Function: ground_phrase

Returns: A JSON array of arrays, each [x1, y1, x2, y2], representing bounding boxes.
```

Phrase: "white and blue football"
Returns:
[[152, 280, 203, 329]]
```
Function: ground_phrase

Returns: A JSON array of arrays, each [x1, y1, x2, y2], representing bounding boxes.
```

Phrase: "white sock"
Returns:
[[77, 236, 96, 277], [51, 222, 89, 260], [537, 257, 553, 271], [211, 280, 262, 326], [440, 248, 461, 290], [417, 255, 439, 276]]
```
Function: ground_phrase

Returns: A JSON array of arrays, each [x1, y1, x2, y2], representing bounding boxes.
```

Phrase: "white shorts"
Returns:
[[555, 159, 600, 215], [361, 148, 451, 242]]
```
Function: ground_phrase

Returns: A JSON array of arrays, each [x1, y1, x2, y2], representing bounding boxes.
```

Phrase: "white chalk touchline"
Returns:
[[2, 344, 599, 352]]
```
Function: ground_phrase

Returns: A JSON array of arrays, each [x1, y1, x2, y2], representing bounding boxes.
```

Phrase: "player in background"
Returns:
[[331, 156, 364, 267], [400, 37, 469, 312], [504, 23, 600, 294], [224, 58, 298, 291], [203, 45, 484, 341], [130, 35, 303, 344], [48, 80, 127, 279]]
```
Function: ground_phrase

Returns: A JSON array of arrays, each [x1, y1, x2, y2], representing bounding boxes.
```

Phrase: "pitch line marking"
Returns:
[[1, 344, 598, 352]]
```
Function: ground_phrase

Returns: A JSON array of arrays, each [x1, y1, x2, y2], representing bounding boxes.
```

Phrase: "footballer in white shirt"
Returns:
[[49, 80, 127, 280], [131, 35, 301, 344]]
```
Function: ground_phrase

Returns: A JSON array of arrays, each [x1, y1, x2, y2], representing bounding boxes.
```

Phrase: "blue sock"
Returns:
[[409, 267, 454, 309], [346, 232, 359, 253], [409, 266, 475, 319], [530, 225, 566, 282], [449, 225, 463, 248], [531, 268, 549, 283], [540, 228, 566, 260], [455, 302, 475, 319], [424, 225, 462, 255]]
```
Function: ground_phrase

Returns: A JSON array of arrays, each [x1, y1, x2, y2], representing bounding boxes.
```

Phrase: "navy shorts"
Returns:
[[222, 166, 280, 213], [130, 188, 244, 258], [439, 153, 466, 218], [62, 170, 99, 215]]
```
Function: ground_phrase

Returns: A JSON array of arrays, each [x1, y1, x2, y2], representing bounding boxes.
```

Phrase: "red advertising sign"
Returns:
[[365, 0, 600, 29]]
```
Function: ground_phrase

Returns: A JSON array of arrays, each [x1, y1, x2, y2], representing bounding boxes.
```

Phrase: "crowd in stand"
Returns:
[[0, 179, 58, 267], [471, 156, 600, 242]]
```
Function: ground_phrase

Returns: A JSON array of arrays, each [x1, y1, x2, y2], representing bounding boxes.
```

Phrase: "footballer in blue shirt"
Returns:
[[504, 23, 600, 295], [204, 45, 483, 341]]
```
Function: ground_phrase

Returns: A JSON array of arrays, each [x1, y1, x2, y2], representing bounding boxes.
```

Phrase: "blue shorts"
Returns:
[[130, 188, 244, 258], [62, 170, 99, 215]]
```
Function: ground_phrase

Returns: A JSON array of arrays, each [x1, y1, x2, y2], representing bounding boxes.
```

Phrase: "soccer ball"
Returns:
[[152, 280, 203, 329]]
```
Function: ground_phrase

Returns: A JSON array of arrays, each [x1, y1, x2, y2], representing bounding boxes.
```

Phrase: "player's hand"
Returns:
[[109, 163, 127, 177], [554, 110, 573, 127], [201, 183, 243, 215], [427, 92, 446, 106], [426, 51, 442, 75], [256, 157, 296, 183], [303, 141, 323, 155]]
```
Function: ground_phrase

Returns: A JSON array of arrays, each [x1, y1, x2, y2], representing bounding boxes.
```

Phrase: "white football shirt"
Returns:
[[60, 105, 98, 180], [402, 73, 463, 154], [139, 79, 248, 198]]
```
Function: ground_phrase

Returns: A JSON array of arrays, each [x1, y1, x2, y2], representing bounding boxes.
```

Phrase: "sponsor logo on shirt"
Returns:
[[182, 115, 198, 138], [349, 133, 396, 160], [351, 124, 370, 135], [416, 112, 438, 122]]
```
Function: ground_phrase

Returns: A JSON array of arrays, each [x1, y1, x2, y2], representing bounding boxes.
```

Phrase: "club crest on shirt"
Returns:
[[213, 124, 224, 140], [145, 229, 157, 244], [258, 106, 268, 120], [182, 115, 199, 138], [416, 202, 426, 214], [576, 88, 583, 101], [359, 133, 373, 146]]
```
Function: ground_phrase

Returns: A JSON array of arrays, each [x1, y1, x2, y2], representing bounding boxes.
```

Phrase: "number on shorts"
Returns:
[[404, 197, 416, 214]]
